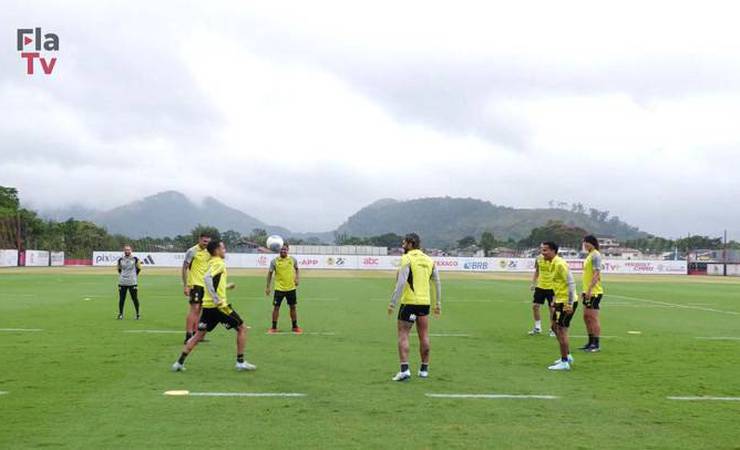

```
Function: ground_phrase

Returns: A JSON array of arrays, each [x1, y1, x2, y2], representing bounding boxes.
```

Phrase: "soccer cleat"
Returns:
[[392, 370, 411, 382], [171, 362, 186, 372], [135, 314, 141, 320], [418, 370, 429, 378], [117, 314, 123, 320], [235, 361, 257, 371], [579, 343, 592, 350], [528, 328, 542, 336], [292, 327, 303, 334], [267, 328, 279, 334], [553, 354, 574, 364], [548, 360, 571, 371], [548, 330, 556, 337], [585, 346, 601, 353]]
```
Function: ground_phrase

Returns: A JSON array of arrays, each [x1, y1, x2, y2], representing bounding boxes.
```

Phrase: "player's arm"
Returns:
[[531, 263, 539, 291], [388, 263, 410, 315], [265, 260, 275, 296], [182, 248, 194, 296], [117, 258, 122, 274], [204, 266, 220, 305], [565, 269, 576, 313], [431, 264, 442, 316], [585, 254, 602, 298], [294, 257, 300, 287], [135, 257, 141, 275]]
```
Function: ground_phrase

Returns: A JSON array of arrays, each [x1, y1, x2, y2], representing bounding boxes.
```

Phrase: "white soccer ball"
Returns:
[[266, 235, 284, 252]]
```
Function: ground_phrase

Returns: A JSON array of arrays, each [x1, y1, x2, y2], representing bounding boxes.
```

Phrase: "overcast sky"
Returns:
[[1, 1, 739, 239]]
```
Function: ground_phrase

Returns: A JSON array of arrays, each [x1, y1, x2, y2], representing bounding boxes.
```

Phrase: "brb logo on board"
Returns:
[[17, 27, 59, 75]]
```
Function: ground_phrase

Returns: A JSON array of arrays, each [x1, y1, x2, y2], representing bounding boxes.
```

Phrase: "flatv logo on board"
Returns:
[[17, 28, 59, 75]]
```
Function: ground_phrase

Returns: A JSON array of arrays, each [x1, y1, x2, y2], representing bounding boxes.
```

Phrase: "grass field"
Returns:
[[1, 267, 739, 449]]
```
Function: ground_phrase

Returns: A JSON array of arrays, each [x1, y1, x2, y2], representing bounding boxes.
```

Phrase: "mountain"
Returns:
[[335, 197, 647, 248], [42, 191, 291, 238]]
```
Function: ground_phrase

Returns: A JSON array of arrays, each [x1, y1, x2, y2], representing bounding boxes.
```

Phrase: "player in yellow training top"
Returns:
[[182, 233, 211, 344], [265, 243, 302, 334], [387, 233, 442, 382], [580, 235, 605, 353], [172, 240, 256, 372], [546, 241, 578, 371], [528, 242, 557, 336]]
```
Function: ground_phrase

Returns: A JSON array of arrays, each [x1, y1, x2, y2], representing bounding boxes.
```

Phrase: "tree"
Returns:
[[368, 233, 404, 248], [248, 228, 268, 246], [0, 186, 20, 213], [518, 220, 588, 249], [457, 235, 476, 248], [221, 229, 242, 247], [191, 225, 220, 243], [479, 231, 496, 256]]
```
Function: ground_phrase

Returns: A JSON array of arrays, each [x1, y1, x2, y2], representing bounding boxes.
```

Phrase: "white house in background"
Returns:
[[596, 236, 620, 249], [602, 247, 643, 260]]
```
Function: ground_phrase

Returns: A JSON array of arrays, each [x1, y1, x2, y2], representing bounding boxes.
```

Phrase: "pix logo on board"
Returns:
[[17, 28, 59, 75]]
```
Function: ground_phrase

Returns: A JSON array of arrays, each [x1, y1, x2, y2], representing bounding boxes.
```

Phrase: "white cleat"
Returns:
[[528, 328, 542, 336], [235, 361, 257, 371], [548, 330, 556, 337], [171, 362, 186, 372], [392, 370, 411, 382], [418, 370, 429, 378], [553, 354, 574, 364], [548, 360, 571, 371]]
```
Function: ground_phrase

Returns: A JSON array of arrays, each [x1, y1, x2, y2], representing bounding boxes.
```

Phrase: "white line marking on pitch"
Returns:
[[696, 337, 740, 341], [611, 295, 740, 316], [164, 391, 306, 397], [430, 333, 472, 337], [571, 335, 616, 338], [124, 330, 181, 334], [265, 332, 337, 336], [0, 391, 7, 395], [667, 396, 740, 401], [0, 328, 43, 332], [426, 393, 558, 400]]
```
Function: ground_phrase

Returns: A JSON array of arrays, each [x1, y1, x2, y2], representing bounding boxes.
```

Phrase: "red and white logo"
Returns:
[[17, 28, 59, 75]]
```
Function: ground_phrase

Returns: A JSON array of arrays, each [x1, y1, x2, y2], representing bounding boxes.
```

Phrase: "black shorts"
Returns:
[[532, 287, 554, 305], [398, 304, 430, 323], [189, 286, 204, 305], [197, 305, 244, 332], [582, 294, 603, 310], [273, 290, 297, 307], [552, 302, 578, 328]]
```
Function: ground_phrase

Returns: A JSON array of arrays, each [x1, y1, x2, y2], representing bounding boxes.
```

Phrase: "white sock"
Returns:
[[535, 320, 542, 329]]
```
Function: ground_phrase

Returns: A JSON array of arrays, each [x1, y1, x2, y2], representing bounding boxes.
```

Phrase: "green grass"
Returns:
[[1, 268, 740, 449]]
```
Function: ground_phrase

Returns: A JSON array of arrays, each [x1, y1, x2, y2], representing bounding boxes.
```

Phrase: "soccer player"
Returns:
[[117, 244, 142, 320], [528, 243, 557, 336], [172, 240, 256, 372], [182, 233, 211, 343], [387, 233, 442, 382], [546, 241, 578, 371], [580, 235, 604, 352], [265, 243, 302, 334]]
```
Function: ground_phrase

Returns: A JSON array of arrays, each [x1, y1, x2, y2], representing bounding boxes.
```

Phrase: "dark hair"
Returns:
[[199, 232, 211, 238], [542, 241, 559, 253], [404, 233, 421, 249], [583, 235, 600, 250], [206, 239, 222, 255]]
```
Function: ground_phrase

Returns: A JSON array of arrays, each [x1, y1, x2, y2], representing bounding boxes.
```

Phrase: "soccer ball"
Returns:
[[266, 235, 284, 252]]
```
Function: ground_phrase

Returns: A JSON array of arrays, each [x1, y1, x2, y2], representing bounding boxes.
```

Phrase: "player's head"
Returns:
[[123, 244, 132, 256], [207, 239, 225, 258], [198, 233, 211, 248], [402, 233, 421, 253], [280, 243, 289, 258], [541, 241, 559, 260], [583, 235, 600, 252]]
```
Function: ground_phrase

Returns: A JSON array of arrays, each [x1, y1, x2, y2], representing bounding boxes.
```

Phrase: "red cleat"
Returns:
[[292, 327, 303, 334], [267, 328, 280, 334]]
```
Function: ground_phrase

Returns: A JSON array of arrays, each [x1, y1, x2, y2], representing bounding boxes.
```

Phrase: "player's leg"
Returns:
[[185, 287, 203, 343], [172, 329, 207, 371], [130, 285, 140, 319], [548, 304, 574, 370], [223, 308, 256, 371], [580, 295, 594, 349], [269, 291, 284, 333], [416, 312, 431, 377], [117, 285, 126, 319], [529, 288, 544, 335], [586, 295, 602, 352], [288, 290, 302, 333], [393, 306, 413, 381]]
